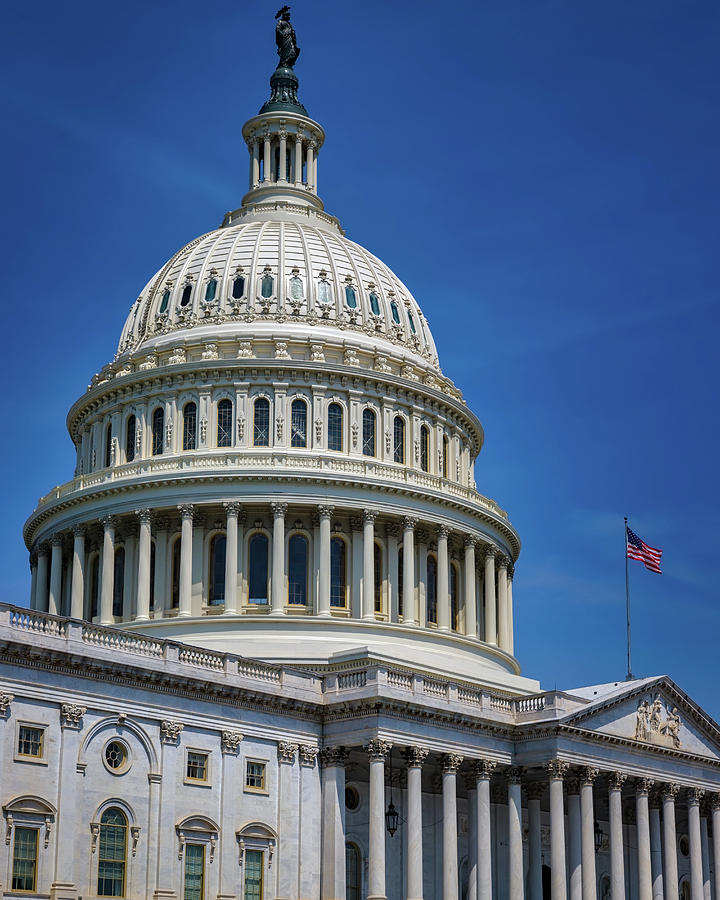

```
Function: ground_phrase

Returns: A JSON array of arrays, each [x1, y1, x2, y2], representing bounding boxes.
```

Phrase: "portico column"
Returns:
[[251, 140, 260, 186], [580, 767, 599, 900], [526, 783, 545, 900], [649, 797, 664, 900], [484, 547, 497, 644], [35, 545, 49, 612], [271, 502, 288, 615], [152, 518, 169, 617], [367, 739, 391, 900], [710, 795, 720, 900], [70, 526, 86, 619], [404, 746, 429, 900], [507, 767, 524, 900], [497, 556, 509, 651], [135, 510, 152, 621], [100, 517, 115, 624], [437, 525, 450, 631], [416, 529, 428, 626], [507, 565, 515, 654], [29, 554, 38, 611], [567, 776, 582, 900], [547, 759, 569, 900], [441, 753, 463, 900], [177, 505, 194, 617], [700, 809, 711, 900], [306, 141, 315, 190], [609, 772, 627, 900], [464, 537, 477, 638], [688, 789, 705, 900], [402, 517, 417, 624], [362, 511, 377, 620], [278, 129, 287, 181], [263, 135, 271, 182], [472, 759, 496, 900], [320, 747, 349, 900], [294, 132, 303, 184], [317, 505, 334, 617], [223, 503, 240, 615], [636, 778, 655, 900], [662, 784, 680, 900], [49, 535, 63, 616]]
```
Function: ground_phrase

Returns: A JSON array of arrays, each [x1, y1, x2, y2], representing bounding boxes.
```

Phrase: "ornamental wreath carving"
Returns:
[[160, 720, 184, 744], [634, 694, 682, 749], [60, 703, 86, 729]]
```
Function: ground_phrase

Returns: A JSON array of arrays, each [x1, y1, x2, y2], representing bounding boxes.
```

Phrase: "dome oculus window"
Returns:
[[159, 289, 171, 314], [180, 284, 193, 307], [289, 275, 304, 300], [204, 279, 217, 303], [369, 292, 381, 315], [103, 740, 130, 774], [390, 301, 401, 324], [261, 273, 274, 298], [345, 785, 360, 811], [232, 275, 245, 299], [317, 278, 332, 304]]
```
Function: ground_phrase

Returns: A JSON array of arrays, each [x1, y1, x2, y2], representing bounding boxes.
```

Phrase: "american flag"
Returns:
[[626, 526, 663, 574]]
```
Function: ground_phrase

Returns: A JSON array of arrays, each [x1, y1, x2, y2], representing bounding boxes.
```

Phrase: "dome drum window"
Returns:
[[288, 269, 304, 301], [203, 276, 218, 304], [260, 268, 275, 300], [290, 399, 307, 448], [344, 281, 358, 309], [369, 291, 381, 316], [317, 271, 332, 305], [159, 285, 172, 314], [180, 283, 193, 308], [232, 273, 246, 300]]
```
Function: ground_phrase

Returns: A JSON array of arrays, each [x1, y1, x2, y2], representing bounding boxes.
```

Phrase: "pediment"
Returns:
[[563, 678, 720, 760]]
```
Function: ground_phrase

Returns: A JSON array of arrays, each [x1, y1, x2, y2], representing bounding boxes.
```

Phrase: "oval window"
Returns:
[[180, 284, 192, 307], [345, 285, 357, 308], [261, 274, 274, 298], [204, 279, 217, 302], [104, 740, 129, 773], [318, 280, 332, 304], [290, 276, 303, 299], [369, 292, 380, 315], [390, 301, 401, 324], [159, 289, 170, 313]]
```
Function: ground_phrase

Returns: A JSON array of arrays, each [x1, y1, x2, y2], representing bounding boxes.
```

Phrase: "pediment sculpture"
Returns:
[[634, 694, 681, 749]]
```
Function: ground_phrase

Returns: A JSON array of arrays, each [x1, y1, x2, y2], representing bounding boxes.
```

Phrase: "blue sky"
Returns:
[[1, 2, 718, 716]]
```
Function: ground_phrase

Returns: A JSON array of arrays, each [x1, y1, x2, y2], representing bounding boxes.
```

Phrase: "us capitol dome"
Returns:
[[23, 32, 528, 693]]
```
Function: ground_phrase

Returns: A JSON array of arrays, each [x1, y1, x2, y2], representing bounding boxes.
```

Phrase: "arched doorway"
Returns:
[[345, 842, 361, 900]]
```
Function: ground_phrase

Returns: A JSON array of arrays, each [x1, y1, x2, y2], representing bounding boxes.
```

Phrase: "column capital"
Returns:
[[484, 545, 497, 561], [440, 753, 464, 774], [566, 775, 581, 795], [50, 534, 64, 548], [101, 515, 116, 531], [436, 524, 449, 540], [319, 746, 348, 768], [177, 504, 194, 521], [72, 524, 86, 539], [581, 766, 600, 786], [298, 745, 319, 768], [525, 782, 546, 801], [277, 741, 299, 764], [709, 792, 720, 811], [223, 501, 242, 517], [349, 516, 363, 532], [365, 739, 392, 761], [402, 516, 418, 532], [470, 758, 497, 781], [506, 765, 523, 785], [687, 786, 705, 805], [661, 782, 680, 800], [546, 758, 570, 780], [36, 542, 49, 557], [635, 777, 655, 797], [497, 554, 509, 570], [464, 534, 477, 549], [363, 510, 378, 525], [402, 746, 429, 768], [135, 508, 152, 525], [317, 504, 334, 520], [608, 771, 628, 791], [271, 502, 288, 518]]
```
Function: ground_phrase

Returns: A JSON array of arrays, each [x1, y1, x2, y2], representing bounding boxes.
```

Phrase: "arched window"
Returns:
[[125, 415, 136, 462], [346, 842, 361, 900], [208, 534, 226, 606], [97, 807, 127, 897], [90, 554, 100, 619], [420, 424, 429, 472], [330, 537, 346, 607], [450, 563, 459, 632], [253, 398, 270, 447], [393, 416, 405, 464], [398, 547, 404, 618], [113, 547, 125, 618], [159, 288, 171, 313], [369, 292, 381, 315], [328, 403, 343, 452], [171, 537, 181, 608], [217, 399, 233, 448], [104, 423, 112, 468], [317, 278, 332, 304], [427, 555, 438, 624], [289, 275, 303, 299], [183, 402, 197, 451], [204, 278, 217, 302], [180, 284, 192, 307], [248, 533, 269, 604], [152, 407, 164, 456], [288, 534, 308, 605], [374, 543, 383, 613], [442, 434, 449, 479], [345, 284, 357, 308], [362, 408, 376, 457], [232, 274, 245, 299], [390, 300, 401, 324], [291, 399, 307, 448], [261, 273, 274, 298]]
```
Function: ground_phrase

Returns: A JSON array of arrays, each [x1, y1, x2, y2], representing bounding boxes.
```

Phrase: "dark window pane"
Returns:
[[248, 534, 268, 603], [345, 285, 357, 308], [209, 534, 226, 605], [204, 279, 217, 302], [232, 275, 245, 299], [374, 543, 382, 613], [261, 274, 274, 298], [408, 311, 416, 333], [125, 415, 136, 462], [217, 399, 233, 447], [90, 556, 100, 618], [288, 534, 308, 605], [328, 403, 343, 451], [362, 409, 375, 457], [369, 292, 380, 315], [152, 407, 164, 456], [183, 402, 197, 450], [450, 565, 458, 631], [442, 435, 449, 479], [113, 547, 125, 617], [180, 284, 192, 307], [427, 555, 438, 624], [330, 538, 346, 607], [291, 399, 307, 448], [159, 289, 171, 313], [420, 425, 429, 472], [391, 301, 401, 324], [398, 547, 404, 617], [393, 416, 405, 464], [253, 398, 270, 446], [171, 538, 181, 608]]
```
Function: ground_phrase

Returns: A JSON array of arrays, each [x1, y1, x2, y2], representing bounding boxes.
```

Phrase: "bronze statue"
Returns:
[[275, 6, 300, 68]]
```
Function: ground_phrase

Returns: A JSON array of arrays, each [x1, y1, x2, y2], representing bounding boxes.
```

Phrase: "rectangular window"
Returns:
[[17, 725, 44, 759], [244, 849, 263, 900], [245, 760, 266, 791], [184, 843, 205, 900], [12, 827, 38, 892], [186, 751, 209, 782]]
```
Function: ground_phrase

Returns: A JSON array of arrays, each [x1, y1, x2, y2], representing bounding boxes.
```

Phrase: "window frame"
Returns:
[[11, 825, 39, 893], [244, 758, 268, 795], [152, 406, 165, 456], [15, 722, 47, 764], [247, 532, 270, 605], [287, 532, 309, 606], [125, 414, 136, 463], [183, 401, 198, 451], [290, 398, 308, 448], [208, 532, 227, 607], [420, 424, 430, 473], [216, 398, 233, 448], [253, 397, 271, 448], [327, 402, 344, 452], [184, 841, 206, 900], [330, 536, 348, 609], [393, 415, 406, 464], [185, 749, 211, 785], [96, 806, 128, 898], [362, 407, 376, 457]]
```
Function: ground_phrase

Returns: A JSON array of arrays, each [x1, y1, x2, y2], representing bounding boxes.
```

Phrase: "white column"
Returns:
[[497, 556, 509, 651], [711, 795, 720, 900], [29, 554, 38, 610], [351, 519, 363, 618], [135, 510, 152, 621], [49, 535, 63, 616], [580, 768, 598, 900], [276, 742, 300, 899], [609, 773, 627, 900], [547, 759, 569, 900], [689, 789, 705, 900], [263, 135, 271, 182], [663, 785, 680, 900], [484, 547, 497, 644], [405, 746, 429, 900], [386, 523, 399, 622], [417, 530, 428, 627], [463, 537, 477, 638], [271, 502, 288, 615], [402, 517, 417, 624], [122, 532, 135, 620], [442, 754, 463, 900], [637, 778, 654, 900], [252, 140, 260, 186], [153, 519, 168, 617], [306, 141, 315, 189], [279, 130, 287, 181], [526, 783, 544, 900], [700, 812, 711, 900], [507, 566, 515, 655], [362, 512, 377, 620], [437, 525, 450, 631], [70, 526, 86, 619], [567, 779, 582, 900], [35, 545, 49, 612], [317, 505, 333, 617], [320, 747, 348, 900], [507, 768, 524, 900], [100, 517, 115, 624], [294, 133, 303, 184], [367, 740, 391, 900], [649, 800, 664, 900], [223, 503, 240, 615], [177, 505, 194, 617], [473, 760, 496, 900]]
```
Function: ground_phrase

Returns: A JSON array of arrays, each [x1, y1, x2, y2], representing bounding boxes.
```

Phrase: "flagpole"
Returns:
[[625, 516, 633, 680]]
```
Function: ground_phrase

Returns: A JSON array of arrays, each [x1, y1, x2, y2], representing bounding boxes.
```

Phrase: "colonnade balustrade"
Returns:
[[318, 749, 720, 900], [28, 503, 515, 651]]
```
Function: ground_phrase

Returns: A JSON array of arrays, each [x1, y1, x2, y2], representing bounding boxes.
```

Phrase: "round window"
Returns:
[[103, 740, 130, 774], [345, 785, 360, 811], [679, 834, 689, 857]]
